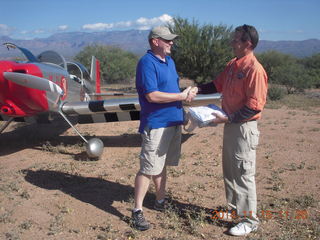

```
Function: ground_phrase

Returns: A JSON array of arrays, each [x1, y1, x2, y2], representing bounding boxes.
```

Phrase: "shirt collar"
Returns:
[[234, 52, 254, 68], [147, 50, 169, 64]]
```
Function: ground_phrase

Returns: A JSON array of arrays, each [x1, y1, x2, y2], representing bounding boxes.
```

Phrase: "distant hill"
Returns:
[[0, 30, 149, 60], [1, 30, 319, 60], [256, 39, 320, 58]]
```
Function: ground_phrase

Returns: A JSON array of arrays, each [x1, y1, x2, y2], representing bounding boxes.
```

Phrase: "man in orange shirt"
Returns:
[[198, 24, 268, 236]]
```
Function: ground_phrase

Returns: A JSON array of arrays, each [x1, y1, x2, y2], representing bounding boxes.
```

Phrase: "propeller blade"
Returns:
[[3, 72, 63, 95]]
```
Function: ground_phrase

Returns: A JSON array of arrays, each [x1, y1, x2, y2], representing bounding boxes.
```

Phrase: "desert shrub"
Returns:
[[257, 51, 297, 84], [268, 85, 286, 101], [299, 53, 320, 88], [74, 45, 138, 84], [169, 17, 233, 84], [273, 63, 313, 94], [258, 51, 315, 93]]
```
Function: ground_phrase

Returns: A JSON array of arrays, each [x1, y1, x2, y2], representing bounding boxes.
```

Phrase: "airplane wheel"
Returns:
[[86, 138, 104, 159]]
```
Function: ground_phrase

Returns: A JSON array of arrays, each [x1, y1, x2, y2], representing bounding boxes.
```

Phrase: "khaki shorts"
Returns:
[[139, 125, 182, 175]]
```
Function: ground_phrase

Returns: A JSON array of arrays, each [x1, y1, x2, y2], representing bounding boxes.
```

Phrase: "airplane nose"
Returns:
[[0, 61, 49, 117]]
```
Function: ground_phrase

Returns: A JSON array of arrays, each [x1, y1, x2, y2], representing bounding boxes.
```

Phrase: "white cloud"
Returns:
[[137, 25, 151, 31], [82, 14, 174, 31], [34, 29, 45, 34], [135, 14, 174, 29], [58, 25, 68, 31], [4, 14, 174, 39], [83, 22, 114, 30], [136, 17, 148, 25], [158, 14, 174, 23], [114, 21, 132, 28]]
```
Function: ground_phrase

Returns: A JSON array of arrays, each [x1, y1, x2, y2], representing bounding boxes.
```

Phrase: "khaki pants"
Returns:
[[222, 121, 260, 226]]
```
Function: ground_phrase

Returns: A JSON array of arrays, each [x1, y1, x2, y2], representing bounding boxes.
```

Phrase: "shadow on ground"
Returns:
[[23, 169, 230, 229], [0, 119, 194, 157]]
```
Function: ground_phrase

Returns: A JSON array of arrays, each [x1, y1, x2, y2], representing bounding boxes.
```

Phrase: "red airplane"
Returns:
[[0, 43, 220, 158]]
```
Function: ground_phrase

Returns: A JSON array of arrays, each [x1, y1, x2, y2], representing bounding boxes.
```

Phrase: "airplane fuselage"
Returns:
[[0, 60, 84, 118], [0, 61, 49, 117]]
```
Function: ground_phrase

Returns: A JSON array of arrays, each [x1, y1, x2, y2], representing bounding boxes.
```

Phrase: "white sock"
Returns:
[[133, 208, 142, 212]]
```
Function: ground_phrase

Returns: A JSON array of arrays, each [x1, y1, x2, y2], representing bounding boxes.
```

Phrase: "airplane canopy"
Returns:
[[37, 50, 67, 69]]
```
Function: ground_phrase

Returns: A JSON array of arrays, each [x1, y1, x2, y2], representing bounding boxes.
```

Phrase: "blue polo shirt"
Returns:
[[136, 50, 183, 133]]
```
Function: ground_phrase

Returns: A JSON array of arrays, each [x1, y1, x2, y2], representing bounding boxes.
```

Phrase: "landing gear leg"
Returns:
[[58, 110, 104, 158]]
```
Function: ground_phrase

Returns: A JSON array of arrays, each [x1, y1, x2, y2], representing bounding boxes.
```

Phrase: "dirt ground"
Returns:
[[0, 99, 319, 240]]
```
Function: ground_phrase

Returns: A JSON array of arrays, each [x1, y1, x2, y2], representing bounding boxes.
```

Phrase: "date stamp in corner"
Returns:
[[210, 209, 309, 220], [258, 209, 309, 220]]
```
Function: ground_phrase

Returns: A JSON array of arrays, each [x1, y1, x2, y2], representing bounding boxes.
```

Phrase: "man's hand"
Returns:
[[182, 86, 198, 102], [186, 86, 198, 102], [212, 112, 229, 124], [146, 86, 198, 103], [181, 86, 192, 101]]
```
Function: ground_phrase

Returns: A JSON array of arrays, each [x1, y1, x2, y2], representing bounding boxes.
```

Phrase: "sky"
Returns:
[[1, 0, 319, 41]]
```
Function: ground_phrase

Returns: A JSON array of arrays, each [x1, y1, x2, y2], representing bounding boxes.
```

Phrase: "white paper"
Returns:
[[184, 104, 226, 132]]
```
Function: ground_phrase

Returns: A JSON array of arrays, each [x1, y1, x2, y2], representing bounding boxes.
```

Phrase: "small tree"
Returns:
[[74, 45, 138, 83], [168, 17, 233, 84], [258, 51, 315, 93], [273, 63, 312, 94], [299, 53, 320, 88], [268, 85, 286, 101], [257, 51, 297, 84]]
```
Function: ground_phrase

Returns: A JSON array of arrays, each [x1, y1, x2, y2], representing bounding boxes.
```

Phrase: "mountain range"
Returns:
[[1, 30, 320, 60]]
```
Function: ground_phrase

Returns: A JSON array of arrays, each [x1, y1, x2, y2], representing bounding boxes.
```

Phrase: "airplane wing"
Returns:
[[61, 93, 221, 124], [88, 92, 138, 99]]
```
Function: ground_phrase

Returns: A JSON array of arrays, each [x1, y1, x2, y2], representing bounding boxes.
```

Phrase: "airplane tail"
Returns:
[[90, 56, 102, 100]]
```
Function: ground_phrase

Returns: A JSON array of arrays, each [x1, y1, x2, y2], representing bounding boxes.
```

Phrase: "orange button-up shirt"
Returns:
[[214, 52, 268, 121]]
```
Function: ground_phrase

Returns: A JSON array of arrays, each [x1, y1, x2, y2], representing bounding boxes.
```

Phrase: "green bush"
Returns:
[[257, 51, 297, 84], [273, 63, 312, 94], [258, 51, 315, 93], [169, 17, 233, 84], [74, 45, 138, 84], [268, 86, 286, 101], [299, 53, 320, 88]]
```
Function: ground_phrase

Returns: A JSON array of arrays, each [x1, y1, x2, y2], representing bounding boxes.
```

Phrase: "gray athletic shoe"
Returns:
[[154, 199, 167, 211], [131, 210, 150, 231]]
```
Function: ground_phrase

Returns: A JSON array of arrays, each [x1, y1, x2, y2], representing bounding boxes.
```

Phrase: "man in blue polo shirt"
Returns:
[[132, 26, 197, 230]]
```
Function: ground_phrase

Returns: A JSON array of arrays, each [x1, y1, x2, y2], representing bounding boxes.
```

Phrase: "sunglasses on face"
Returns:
[[158, 38, 173, 44]]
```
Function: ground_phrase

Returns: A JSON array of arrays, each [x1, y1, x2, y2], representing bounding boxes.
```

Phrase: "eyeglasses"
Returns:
[[158, 38, 173, 44]]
